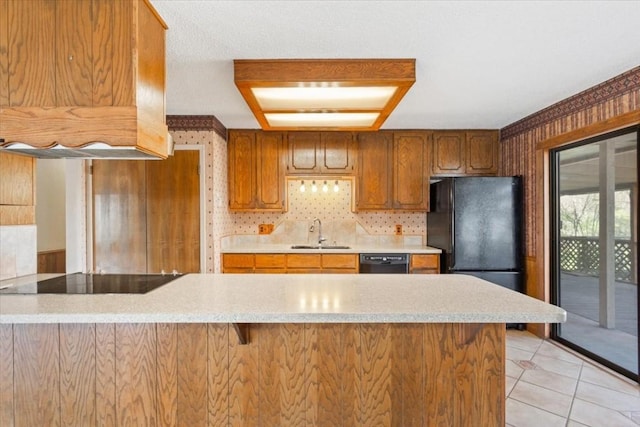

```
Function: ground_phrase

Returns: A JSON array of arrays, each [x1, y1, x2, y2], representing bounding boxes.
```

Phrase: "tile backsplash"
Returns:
[[230, 179, 426, 242], [0, 225, 37, 280]]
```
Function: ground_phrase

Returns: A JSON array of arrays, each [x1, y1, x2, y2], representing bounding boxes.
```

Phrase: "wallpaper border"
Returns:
[[501, 66, 640, 140], [167, 115, 227, 139]]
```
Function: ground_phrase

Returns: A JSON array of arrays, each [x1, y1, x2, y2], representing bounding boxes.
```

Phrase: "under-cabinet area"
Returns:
[[227, 129, 499, 212], [222, 252, 440, 274], [222, 253, 359, 274]]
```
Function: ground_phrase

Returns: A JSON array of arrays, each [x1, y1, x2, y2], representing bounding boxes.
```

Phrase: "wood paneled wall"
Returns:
[[500, 66, 640, 335], [0, 322, 505, 427], [37, 249, 66, 273]]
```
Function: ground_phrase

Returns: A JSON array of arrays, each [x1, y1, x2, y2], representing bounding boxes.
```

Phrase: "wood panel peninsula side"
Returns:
[[0, 273, 566, 426]]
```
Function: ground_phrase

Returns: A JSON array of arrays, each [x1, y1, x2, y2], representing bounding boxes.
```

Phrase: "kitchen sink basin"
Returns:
[[290, 245, 351, 250]]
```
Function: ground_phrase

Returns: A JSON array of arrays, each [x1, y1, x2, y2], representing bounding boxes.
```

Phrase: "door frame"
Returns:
[[548, 125, 640, 381]]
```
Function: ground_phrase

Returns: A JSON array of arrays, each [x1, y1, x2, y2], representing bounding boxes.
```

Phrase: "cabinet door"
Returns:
[[393, 131, 429, 210], [432, 131, 465, 176], [320, 132, 356, 174], [466, 130, 499, 175], [3, 0, 56, 106], [55, 0, 93, 106], [287, 131, 320, 174], [0, 152, 34, 206], [228, 131, 256, 210], [410, 254, 440, 274], [0, 152, 35, 225], [256, 132, 285, 210], [356, 132, 393, 210]]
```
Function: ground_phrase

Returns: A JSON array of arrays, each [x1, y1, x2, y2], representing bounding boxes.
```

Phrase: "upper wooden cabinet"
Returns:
[[356, 132, 394, 210], [356, 131, 429, 211], [466, 130, 500, 175], [431, 130, 499, 176], [393, 131, 430, 210], [287, 131, 356, 175], [0, 151, 35, 225], [0, 0, 170, 158], [228, 130, 286, 211]]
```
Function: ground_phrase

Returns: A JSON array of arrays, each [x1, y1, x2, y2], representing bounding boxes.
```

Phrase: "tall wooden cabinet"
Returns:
[[287, 131, 356, 175], [0, 0, 170, 158], [431, 130, 499, 176], [356, 131, 429, 211], [228, 130, 286, 211]]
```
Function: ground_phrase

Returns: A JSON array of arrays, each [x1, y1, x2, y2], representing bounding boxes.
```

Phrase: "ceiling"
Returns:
[[152, 0, 640, 131]]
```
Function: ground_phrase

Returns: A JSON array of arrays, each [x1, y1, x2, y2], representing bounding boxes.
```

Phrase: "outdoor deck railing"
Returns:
[[560, 236, 636, 283]]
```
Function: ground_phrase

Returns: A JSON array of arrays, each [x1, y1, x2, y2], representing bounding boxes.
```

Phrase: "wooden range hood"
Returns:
[[0, 0, 171, 159]]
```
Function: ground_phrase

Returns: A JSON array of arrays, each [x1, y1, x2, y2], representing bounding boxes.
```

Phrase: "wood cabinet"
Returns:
[[393, 131, 430, 210], [222, 253, 358, 274], [0, 0, 170, 158], [0, 151, 35, 225], [410, 254, 440, 274], [356, 131, 429, 211], [356, 132, 393, 210], [431, 130, 499, 176], [228, 130, 286, 211], [287, 131, 356, 175]]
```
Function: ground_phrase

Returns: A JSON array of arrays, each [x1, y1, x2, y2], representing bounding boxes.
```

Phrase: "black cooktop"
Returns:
[[0, 273, 182, 294]]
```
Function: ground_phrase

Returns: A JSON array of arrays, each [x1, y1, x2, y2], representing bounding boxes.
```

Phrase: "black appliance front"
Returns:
[[0, 273, 181, 294], [427, 177, 525, 294], [359, 254, 409, 274]]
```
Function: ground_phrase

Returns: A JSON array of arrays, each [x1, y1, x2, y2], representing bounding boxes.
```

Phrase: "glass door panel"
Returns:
[[552, 127, 638, 379]]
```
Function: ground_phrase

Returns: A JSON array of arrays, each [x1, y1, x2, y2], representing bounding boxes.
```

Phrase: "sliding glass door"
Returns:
[[551, 126, 639, 380]]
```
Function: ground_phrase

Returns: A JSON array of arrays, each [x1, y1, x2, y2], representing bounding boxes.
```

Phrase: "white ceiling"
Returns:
[[152, 0, 640, 130]]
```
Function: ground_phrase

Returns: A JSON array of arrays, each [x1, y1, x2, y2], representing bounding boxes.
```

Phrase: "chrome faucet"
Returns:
[[311, 218, 327, 246]]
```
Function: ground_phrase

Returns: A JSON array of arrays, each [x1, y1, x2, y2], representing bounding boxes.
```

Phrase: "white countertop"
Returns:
[[0, 273, 565, 324], [221, 244, 442, 254]]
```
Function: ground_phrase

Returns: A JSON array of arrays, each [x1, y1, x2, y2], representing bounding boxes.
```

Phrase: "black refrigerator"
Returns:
[[427, 176, 524, 293]]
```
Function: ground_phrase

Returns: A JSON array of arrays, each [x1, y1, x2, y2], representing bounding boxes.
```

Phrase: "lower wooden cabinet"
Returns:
[[223, 253, 358, 274], [410, 254, 440, 274]]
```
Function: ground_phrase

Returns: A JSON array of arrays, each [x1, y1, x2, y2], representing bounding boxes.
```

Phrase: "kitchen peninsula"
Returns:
[[0, 273, 565, 426]]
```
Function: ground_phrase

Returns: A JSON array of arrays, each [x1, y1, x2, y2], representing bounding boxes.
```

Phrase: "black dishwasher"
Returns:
[[359, 254, 409, 274]]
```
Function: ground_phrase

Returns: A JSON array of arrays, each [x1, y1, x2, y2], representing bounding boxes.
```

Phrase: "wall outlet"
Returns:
[[395, 224, 402, 235], [258, 224, 274, 234]]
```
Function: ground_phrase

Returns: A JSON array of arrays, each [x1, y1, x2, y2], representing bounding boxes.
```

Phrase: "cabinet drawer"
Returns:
[[222, 254, 255, 269], [286, 254, 321, 269], [410, 254, 439, 269], [321, 254, 358, 269], [255, 254, 286, 269]]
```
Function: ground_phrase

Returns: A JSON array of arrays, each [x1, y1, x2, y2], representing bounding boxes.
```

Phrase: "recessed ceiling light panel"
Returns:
[[234, 59, 415, 130]]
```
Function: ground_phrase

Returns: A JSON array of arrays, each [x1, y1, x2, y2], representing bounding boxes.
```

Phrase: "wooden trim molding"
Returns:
[[502, 66, 640, 140], [538, 110, 640, 150], [166, 115, 227, 139]]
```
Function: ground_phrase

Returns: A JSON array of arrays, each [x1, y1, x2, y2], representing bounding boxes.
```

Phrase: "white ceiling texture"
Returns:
[[152, 0, 640, 130]]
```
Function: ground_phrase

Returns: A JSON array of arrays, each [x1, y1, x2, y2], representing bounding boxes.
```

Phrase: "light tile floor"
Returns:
[[506, 329, 640, 427]]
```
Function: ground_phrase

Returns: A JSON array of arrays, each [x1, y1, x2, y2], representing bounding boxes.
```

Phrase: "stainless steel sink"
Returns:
[[290, 245, 351, 250]]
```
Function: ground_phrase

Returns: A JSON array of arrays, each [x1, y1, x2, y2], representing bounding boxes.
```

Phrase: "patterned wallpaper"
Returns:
[[500, 65, 640, 257]]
